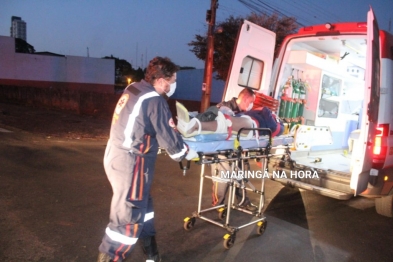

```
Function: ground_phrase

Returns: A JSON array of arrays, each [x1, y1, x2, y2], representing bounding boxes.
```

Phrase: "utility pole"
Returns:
[[200, 0, 218, 112]]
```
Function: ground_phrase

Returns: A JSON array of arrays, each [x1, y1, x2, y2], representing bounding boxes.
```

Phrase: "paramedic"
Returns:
[[97, 57, 198, 262], [194, 88, 256, 122], [216, 88, 256, 115]]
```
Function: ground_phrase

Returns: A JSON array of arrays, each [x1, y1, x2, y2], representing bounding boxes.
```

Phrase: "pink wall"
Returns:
[[0, 35, 117, 116], [0, 36, 114, 88]]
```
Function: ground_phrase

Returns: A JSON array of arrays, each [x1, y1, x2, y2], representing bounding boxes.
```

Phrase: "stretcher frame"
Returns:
[[181, 128, 292, 249]]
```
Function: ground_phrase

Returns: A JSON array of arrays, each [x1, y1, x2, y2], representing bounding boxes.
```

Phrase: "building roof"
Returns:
[[34, 51, 65, 57]]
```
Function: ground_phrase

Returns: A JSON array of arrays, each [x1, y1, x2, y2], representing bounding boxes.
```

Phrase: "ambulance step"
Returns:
[[272, 178, 353, 200]]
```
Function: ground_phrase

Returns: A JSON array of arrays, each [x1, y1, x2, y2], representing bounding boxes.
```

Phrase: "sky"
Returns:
[[1, 0, 392, 69]]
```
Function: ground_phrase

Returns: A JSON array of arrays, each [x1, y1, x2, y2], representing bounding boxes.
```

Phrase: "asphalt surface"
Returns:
[[1, 103, 393, 262]]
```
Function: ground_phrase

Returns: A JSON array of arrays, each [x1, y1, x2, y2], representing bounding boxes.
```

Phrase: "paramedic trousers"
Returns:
[[99, 144, 157, 261], [211, 155, 249, 206]]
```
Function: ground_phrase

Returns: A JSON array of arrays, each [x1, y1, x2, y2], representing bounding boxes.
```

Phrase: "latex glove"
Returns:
[[185, 148, 199, 161]]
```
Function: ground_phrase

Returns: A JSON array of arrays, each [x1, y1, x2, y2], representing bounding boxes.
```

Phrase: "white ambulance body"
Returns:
[[224, 9, 393, 217]]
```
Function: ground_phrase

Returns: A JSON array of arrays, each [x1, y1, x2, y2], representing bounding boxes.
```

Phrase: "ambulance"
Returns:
[[224, 8, 393, 217]]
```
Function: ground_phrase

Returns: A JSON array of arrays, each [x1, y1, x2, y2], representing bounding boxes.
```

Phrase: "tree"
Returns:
[[103, 55, 145, 87], [133, 67, 145, 82], [15, 38, 35, 54], [188, 13, 298, 81]]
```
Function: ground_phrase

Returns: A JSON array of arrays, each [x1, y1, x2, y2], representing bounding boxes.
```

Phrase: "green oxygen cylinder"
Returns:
[[290, 80, 300, 119], [291, 99, 300, 119], [279, 95, 288, 118], [283, 97, 293, 119], [297, 81, 307, 124], [279, 77, 291, 118]]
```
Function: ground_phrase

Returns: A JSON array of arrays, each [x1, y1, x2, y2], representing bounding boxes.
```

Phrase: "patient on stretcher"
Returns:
[[176, 101, 284, 140]]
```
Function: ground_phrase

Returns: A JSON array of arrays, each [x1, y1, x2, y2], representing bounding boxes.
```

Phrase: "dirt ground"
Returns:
[[0, 102, 111, 140]]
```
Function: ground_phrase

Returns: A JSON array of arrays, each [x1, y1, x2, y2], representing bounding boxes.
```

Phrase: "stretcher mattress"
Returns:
[[184, 134, 293, 153]]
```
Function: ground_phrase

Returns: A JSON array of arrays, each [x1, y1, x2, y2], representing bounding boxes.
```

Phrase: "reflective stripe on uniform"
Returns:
[[105, 227, 138, 245], [168, 143, 188, 160], [144, 212, 154, 222], [122, 91, 159, 148]]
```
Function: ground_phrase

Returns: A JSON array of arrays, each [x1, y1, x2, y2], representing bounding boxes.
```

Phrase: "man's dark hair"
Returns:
[[145, 56, 179, 85]]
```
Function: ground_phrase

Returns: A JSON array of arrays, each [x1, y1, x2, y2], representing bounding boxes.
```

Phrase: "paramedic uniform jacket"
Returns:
[[100, 80, 189, 259], [106, 79, 188, 200]]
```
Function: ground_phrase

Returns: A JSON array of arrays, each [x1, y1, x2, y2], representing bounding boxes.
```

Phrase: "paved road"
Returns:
[[1, 127, 393, 262]]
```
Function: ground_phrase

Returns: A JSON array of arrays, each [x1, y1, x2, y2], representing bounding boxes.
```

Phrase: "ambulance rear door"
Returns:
[[350, 8, 381, 195], [223, 20, 276, 101]]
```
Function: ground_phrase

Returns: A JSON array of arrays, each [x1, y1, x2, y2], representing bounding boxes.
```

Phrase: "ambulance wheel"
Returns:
[[223, 235, 235, 249], [256, 220, 267, 235], [183, 217, 196, 231], [218, 208, 227, 220]]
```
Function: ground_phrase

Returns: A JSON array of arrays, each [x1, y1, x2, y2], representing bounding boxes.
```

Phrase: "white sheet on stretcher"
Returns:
[[183, 134, 294, 153]]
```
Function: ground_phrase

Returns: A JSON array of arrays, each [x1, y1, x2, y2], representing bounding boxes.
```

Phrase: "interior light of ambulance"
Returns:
[[344, 42, 362, 54], [384, 176, 388, 181]]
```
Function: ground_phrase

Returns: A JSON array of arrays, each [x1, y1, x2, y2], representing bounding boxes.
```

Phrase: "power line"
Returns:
[[300, 0, 343, 22], [218, 3, 249, 19], [237, 0, 350, 28], [279, 0, 329, 25], [238, 0, 306, 27]]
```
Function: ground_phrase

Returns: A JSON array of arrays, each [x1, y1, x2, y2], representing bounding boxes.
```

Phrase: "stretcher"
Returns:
[[180, 128, 294, 249]]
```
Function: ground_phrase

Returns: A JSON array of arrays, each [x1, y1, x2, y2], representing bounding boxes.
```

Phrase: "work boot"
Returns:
[[97, 252, 115, 262], [141, 236, 161, 262], [240, 199, 258, 212]]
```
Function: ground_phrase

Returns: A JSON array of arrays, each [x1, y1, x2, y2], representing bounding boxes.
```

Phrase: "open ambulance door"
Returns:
[[350, 8, 381, 195], [223, 20, 276, 101]]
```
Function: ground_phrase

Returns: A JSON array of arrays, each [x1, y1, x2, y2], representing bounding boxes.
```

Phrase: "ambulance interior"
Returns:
[[275, 36, 367, 174]]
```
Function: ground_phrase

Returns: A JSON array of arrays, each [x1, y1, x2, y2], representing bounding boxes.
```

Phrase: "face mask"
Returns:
[[246, 102, 253, 111], [166, 82, 177, 97]]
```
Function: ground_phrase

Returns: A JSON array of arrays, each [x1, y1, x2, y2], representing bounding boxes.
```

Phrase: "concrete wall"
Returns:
[[172, 68, 225, 104], [0, 35, 117, 117], [0, 35, 225, 118], [0, 36, 114, 86]]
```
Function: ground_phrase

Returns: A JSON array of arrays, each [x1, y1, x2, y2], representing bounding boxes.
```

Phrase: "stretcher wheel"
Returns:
[[256, 220, 267, 236], [183, 217, 196, 231], [217, 208, 227, 220], [223, 234, 235, 249]]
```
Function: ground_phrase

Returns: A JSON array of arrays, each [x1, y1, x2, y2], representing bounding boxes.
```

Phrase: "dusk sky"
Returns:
[[1, 0, 392, 69]]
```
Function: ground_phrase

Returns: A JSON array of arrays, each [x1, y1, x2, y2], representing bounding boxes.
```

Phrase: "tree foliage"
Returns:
[[188, 13, 298, 81], [103, 55, 145, 85], [15, 38, 35, 54]]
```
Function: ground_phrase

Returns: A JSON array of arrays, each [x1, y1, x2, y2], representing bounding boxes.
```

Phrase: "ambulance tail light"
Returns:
[[372, 124, 388, 169]]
